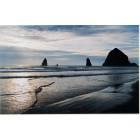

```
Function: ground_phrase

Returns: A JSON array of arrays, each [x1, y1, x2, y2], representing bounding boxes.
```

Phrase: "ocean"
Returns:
[[0, 66, 139, 114]]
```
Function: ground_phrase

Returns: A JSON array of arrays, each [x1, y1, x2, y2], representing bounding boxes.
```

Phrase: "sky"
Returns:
[[0, 25, 139, 66]]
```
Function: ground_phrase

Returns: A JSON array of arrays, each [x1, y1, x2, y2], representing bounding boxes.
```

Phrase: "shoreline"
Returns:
[[103, 80, 139, 113], [24, 80, 139, 114]]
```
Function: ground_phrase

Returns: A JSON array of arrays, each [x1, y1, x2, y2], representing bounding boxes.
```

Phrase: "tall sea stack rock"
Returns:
[[103, 48, 138, 66], [86, 58, 92, 66], [42, 58, 48, 66]]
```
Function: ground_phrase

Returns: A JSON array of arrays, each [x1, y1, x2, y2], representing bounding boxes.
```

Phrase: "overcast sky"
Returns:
[[0, 25, 139, 66]]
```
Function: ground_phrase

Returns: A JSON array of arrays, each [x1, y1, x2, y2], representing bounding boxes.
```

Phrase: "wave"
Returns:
[[0, 65, 138, 73], [0, 71, 138, 79]]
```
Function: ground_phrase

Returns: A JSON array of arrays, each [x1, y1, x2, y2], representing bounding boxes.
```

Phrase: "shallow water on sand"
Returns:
[[0, 66, 139, 114]]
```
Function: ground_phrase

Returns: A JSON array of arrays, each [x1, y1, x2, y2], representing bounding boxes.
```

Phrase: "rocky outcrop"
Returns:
[[41, 58, 48, 66], [86, 58, 92, 66], [103, 48, 138, 67], [129, 63, 138, 67]]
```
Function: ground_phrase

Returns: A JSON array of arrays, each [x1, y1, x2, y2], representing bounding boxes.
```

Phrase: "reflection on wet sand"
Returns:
[[0, 73, 36, 114]]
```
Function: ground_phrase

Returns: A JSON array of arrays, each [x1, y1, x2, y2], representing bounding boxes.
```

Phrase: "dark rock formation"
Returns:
[[129, 63, 138, 67], [41, 58, 48, 66], [86, 58, 92, 66], [103, 48, 138, 67]]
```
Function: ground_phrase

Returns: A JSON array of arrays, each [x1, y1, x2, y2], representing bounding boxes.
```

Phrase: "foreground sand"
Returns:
[[25, 79, 139, 114], [103, 81, 139, 113]]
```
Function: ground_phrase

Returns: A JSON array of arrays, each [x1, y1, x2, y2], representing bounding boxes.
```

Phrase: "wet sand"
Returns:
[[103, 81, 139, 113], [24, 80, 139, 114], [0, 66, 139, 114]]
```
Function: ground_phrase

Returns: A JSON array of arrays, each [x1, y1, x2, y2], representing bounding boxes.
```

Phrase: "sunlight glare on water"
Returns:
[[0, 73, 36, 114]]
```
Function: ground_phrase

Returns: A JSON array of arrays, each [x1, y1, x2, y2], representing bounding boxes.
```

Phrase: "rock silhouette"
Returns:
[[86, 58, 92, 66], [129, 63, 138, 67], [103, 48, 138, 66], [41, 58, 48, 66]]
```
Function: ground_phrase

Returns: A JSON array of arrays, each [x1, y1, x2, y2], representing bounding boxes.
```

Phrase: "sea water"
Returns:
[[0, 66, 139, 114]]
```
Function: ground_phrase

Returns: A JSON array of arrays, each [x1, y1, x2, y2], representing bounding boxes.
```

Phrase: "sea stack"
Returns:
[[41, 58, 48, 66], [86, 58, 92, 66], [103, 48, 138, 66]]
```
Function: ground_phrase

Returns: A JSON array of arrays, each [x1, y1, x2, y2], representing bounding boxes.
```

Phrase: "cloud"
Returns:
[[0, 25, 139, 59], [23, 25, 138, 35]]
